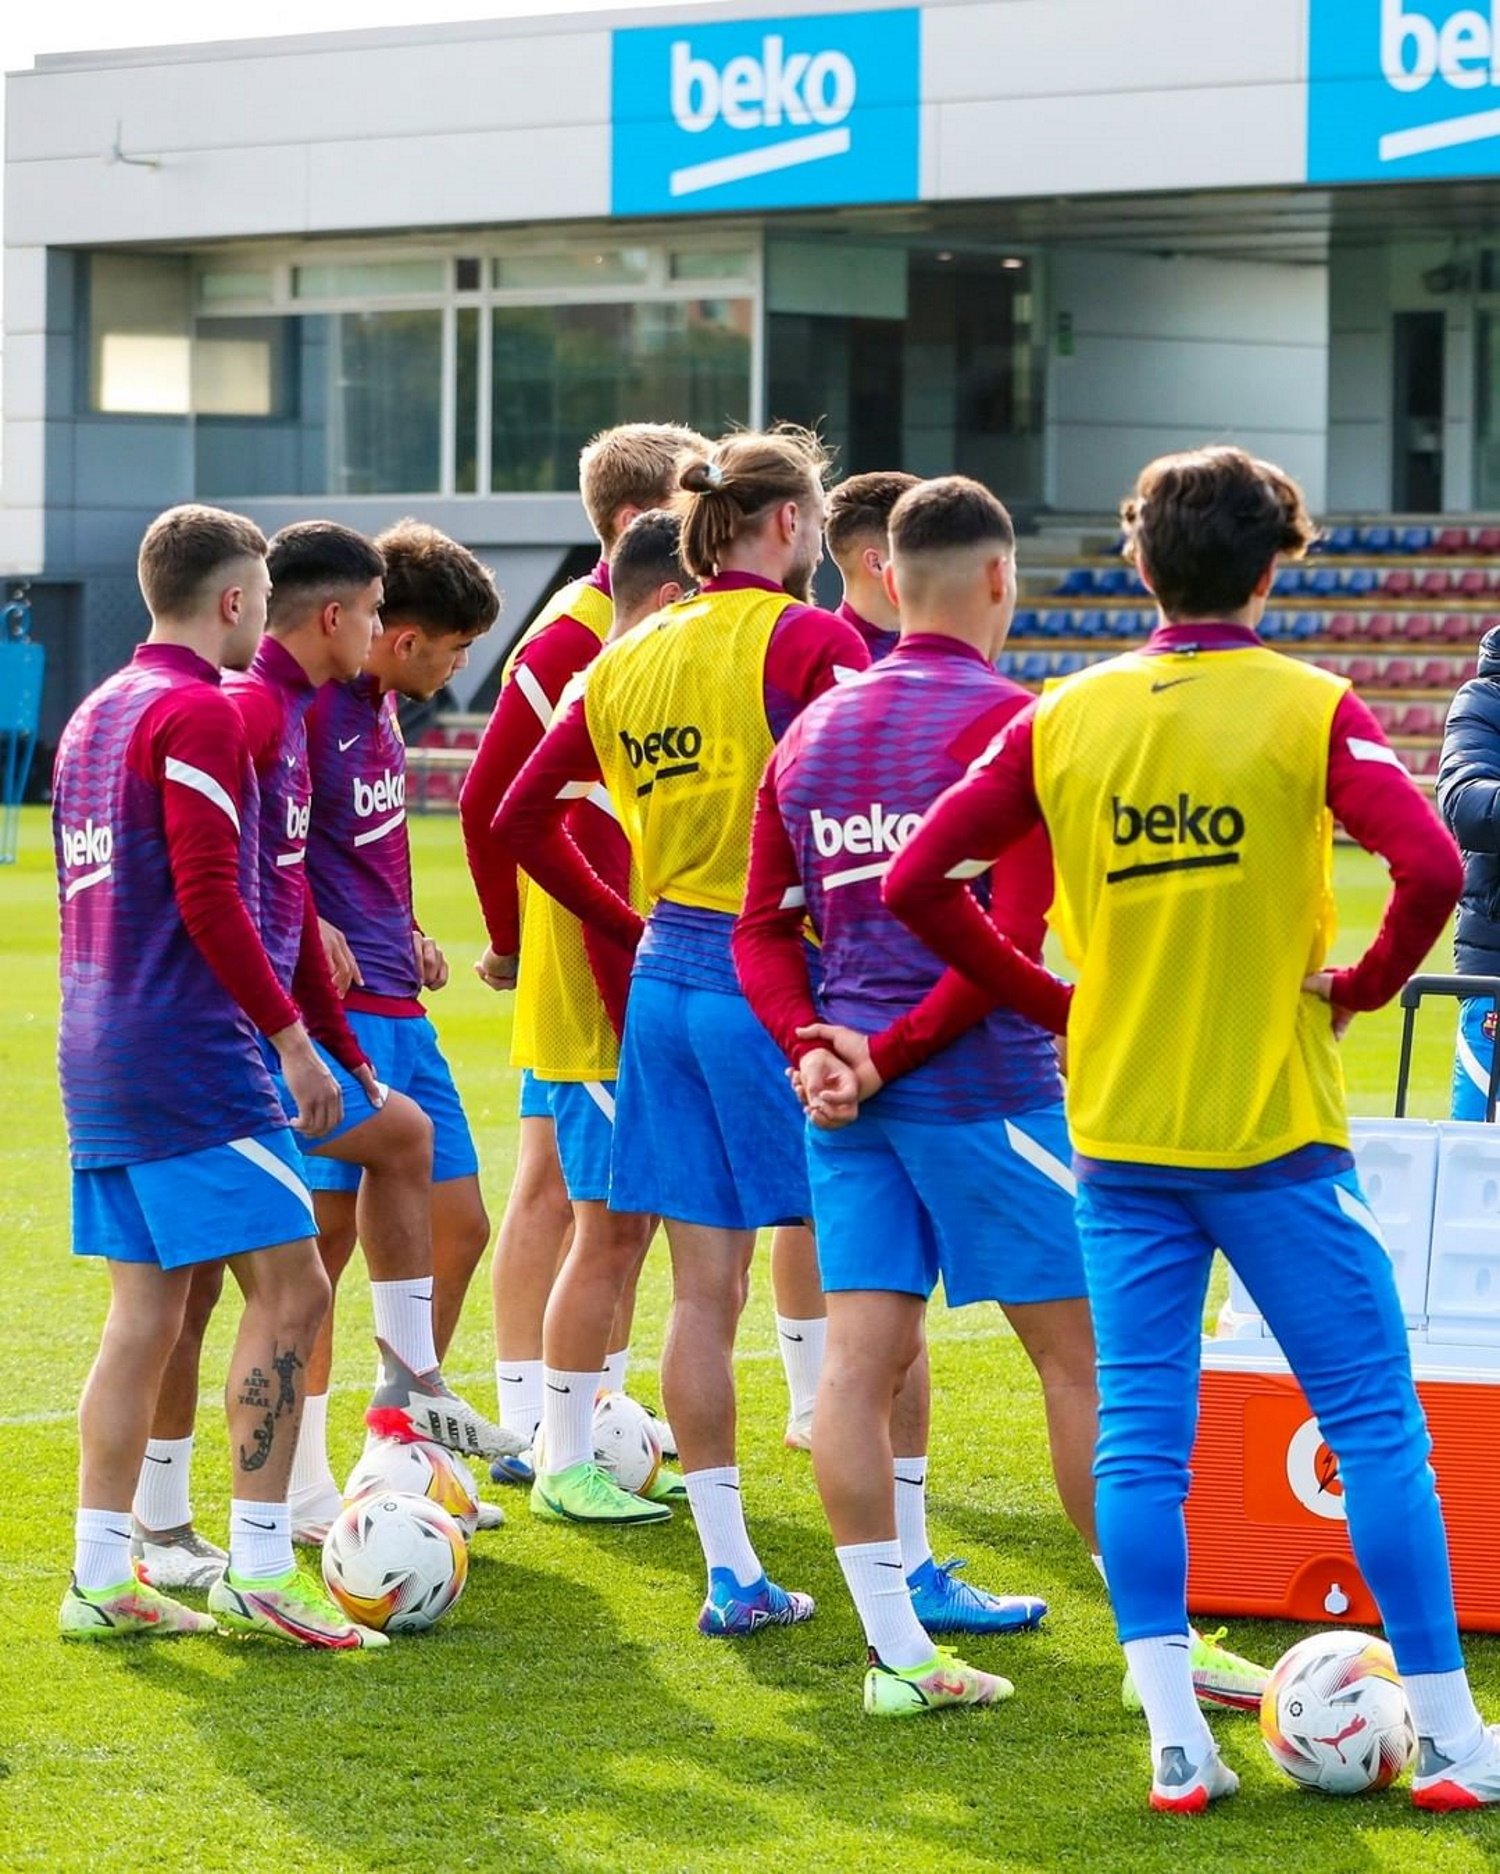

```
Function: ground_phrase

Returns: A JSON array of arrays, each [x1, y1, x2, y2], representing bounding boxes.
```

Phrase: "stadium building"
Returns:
[[4, 0, 1500, 763]]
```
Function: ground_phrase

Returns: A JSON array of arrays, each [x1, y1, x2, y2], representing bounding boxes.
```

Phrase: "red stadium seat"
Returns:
[[1326, 611, 1360, 641], [1406, 743, 1441, 776], [1381, 570, 1416, 598], [1367, 698, 1401, 732], [1420, 568, 1454, 599], [1364, 611, 1399, 640], [1383, 658, 1418, 687], [1401, 611, 1437, 640], [1459, 568, 1491, 599], [1420, 659, 1461, 689], [1443, 613, 1484, 642], [1346, 658, 1379, 687], [1476, 527, 1500, 556], [1436, 527, 1473, 555]]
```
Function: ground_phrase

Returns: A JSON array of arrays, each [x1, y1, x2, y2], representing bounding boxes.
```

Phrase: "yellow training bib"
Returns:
[[1032, 645, 1349, 1168], [502, 577, 623, 1080], [584, 586, 790, 912]]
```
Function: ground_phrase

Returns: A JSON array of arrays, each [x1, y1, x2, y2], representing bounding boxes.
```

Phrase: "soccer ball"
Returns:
[[1260, 1631, 1417, 1795], [343, 1436, 480, 1540], [321, 1492, 468, 1633], [532, 1390, 663, 1495]]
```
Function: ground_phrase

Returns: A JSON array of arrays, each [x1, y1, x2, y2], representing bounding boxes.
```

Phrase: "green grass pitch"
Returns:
[[1, 804, 1495, 1872]]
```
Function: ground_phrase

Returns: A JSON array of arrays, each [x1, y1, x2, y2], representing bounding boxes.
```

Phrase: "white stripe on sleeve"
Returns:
[[164, 757, 240, 831], [513, 663, 556, 731], [1348, 736, 1407, 771], [944, 858, 990, 880]]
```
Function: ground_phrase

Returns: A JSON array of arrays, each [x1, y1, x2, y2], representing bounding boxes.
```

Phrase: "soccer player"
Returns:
[[494, 426, 870, 1632], [302, 519, 518, 1507], [767, 469, 923, 1453], [459, 423, 704, 1470], [884, 445, 1500, 1812], [55, 503, 382, 1648], [734, 475, 1101, 1715], [1435, 625, 1500, 1116]]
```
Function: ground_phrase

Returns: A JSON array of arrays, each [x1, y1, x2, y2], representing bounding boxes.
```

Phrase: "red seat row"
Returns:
[[1323, 611, 1487, 643]]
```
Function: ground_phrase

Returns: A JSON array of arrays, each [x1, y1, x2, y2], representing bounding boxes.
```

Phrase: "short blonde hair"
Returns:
[[138, 504, 266, 619], [579, 424, 709, 550]]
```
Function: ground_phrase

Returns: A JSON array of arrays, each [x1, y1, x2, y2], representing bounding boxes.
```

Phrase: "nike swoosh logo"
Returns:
[[411, 1289, 433, 1304], [895, 1474, 926, 1487], [780, 1332, 805, 1343], [1150, 678, 1199, 693], [240, 1517, 277, 1531], [142, 1453, 173, 1465], [338, 735, 360, 751], [546, 1383, 571, 1394], [500, 1374, 526, 1385], [875, 1561, 905, 1570]]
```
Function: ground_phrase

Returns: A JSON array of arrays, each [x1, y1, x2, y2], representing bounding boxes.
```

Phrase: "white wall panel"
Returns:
[[307, 126, 611, 232]]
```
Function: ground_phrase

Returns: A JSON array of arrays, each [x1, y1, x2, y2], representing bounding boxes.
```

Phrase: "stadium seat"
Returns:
[[1381, 569, 1416, 598], [1360, 524, 1396, 553], [1407, 744, 1441, 776], [1070, 608, 1105, 639], [1346, 658, 1379, 687], [1443, 613, 1484, 642], [1304, 567, 1339, 599], [1384, 658, 1418, 687], [1017, 652, 1050, 682], [1458, 568, 1490, 599], [1436, 527, 1473, 555], [1055, 568, 1095, 597], [1365, 612, 1399, 641], [1477, 527, 1500, 556], [1420, 659, 1460, 689], [1011, 608, 1040, 637], [1274, 566, 1304, 596], [1322, 525, 1358, 555], [1326, 610, 1360, 642], [1343, 567, 1380, 596], [1054, 651, 1088, 676], [1402, 612, 1437, 641], [1398, 525, 1435, 554], [1289, 612, 1321, 641], [1419, 568, 1454, 599], [1094, 567, 1132, 597]]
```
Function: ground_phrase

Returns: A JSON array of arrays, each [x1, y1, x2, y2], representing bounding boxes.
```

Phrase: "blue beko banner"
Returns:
[[611, 8, 921, 216], [1310, 0, 1500, 181]]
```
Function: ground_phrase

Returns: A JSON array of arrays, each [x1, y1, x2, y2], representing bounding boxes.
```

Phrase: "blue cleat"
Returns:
[[697, 1568, 815, 1637], [906, 1556, 1047, 1635], [490, 1451, 535, 1487]]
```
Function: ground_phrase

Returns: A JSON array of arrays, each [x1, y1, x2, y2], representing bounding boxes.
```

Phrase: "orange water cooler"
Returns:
[[1185, 1100, 1500, 1634]]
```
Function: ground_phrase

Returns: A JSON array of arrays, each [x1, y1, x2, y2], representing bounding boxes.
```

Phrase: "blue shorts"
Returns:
[[520, 1072, 617, 1204], [611, 975, 810, 1230], [807, 1102, 1086, 1306], [1451, 995, 1499, 1120], [291, 1012, 478, 1194], [72, 1129, 317, 1270]]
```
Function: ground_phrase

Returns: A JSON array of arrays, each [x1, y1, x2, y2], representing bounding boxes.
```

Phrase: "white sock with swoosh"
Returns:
[[229, 1501, 293, 1581], [837, 1539, 933, 1669], [132, 1434, 194, 1533]]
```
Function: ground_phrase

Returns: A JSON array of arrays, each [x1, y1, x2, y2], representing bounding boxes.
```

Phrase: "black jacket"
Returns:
[[1437, 626, 1500, 975]]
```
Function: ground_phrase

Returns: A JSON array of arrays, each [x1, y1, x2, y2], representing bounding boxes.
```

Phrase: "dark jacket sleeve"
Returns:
[[1438, 678, 1500, 856]]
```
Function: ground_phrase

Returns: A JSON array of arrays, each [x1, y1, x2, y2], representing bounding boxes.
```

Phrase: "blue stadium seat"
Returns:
[[1321, 525, 1358, 555], [1017, 652, 1050, 682], [1093, 567, 1130, 597], [1290, 612, 1321, 640], [1054, 652, 1088, 675], [1343, 567, 1379, 596], [1359, 524, 1395, 553], [1056, 567, 1095, 596], [1104, 610, 1135, 638], [1275, 566, 1304, 595], [1306, 567, 1340, 598], [1074, 609, 1108, 639], [1258, 612, 1282, 640], [1397, 525, 1434, 554]]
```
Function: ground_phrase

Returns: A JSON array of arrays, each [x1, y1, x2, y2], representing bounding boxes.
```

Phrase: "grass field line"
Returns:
[[0, 1317, 1015, 1430]]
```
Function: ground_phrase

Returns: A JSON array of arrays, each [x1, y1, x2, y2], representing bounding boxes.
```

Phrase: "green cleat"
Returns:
[[1123, 1626, 1269, 1714], [60, 1573, 218, 1640], [209, 1567, 388, 1649], [530, 1460, 672, 1525], [864, 1646, 1014, 1717], [639, 1465, 687, 1504]]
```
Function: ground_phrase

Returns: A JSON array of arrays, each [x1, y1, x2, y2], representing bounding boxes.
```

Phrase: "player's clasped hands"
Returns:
[[789, 1022, 885, 1129]]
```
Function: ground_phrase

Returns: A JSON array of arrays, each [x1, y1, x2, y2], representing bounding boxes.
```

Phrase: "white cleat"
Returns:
[[290, 1486, 345, 1549], [129, 1521, 227, 1591], [1413, 1724, 1500, 1812], [1149, 1746, 1240, 1815]]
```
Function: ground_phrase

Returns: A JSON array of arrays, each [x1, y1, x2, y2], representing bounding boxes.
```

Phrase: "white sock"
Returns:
[[1405, 1669, 1486, 1764], [1092, 1552, 1108, 1587], [370, 1278, 438, 1375], [1123, 1635, 1215, 1764], [602, 1347, 628, 1394], [837, 1538, 934, 1669], [776, 1315, 826, 1424], [228, 1500, 294, 1581], [131, 1434, 194, 1533], [288, 1393, 339, 1504], [542, 1367, 601, 1474], [893, 1455, 932, 1577], [74, 1507, 133, 1592], [684, 1466, 762, 1590], [496, 1359, 544, 1445]]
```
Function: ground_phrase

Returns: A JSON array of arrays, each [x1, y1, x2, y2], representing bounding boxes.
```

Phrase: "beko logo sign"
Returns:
[[1309, 0, 1500, 179], [612, 9, 920, 215]]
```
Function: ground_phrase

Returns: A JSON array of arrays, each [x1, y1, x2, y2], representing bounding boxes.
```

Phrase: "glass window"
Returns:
[[490, 299, 752, 492], [88, 252, 192, 414], [194, 315, 319, 500], [493, 248, 654, 292], [670, 249, 755, 283], [292, 259, 445, 300], [192, 318, 292, 417], [454, 307, 480, 495], [329, 310, 444, 494], [198, 267, 275, 307]]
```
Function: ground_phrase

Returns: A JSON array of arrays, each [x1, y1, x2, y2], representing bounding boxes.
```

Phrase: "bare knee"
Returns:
[[364, 1094, 435, 1180], [237, 1244, 333, 1346], [178, 1262, 227, 1343]]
